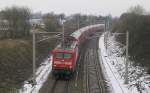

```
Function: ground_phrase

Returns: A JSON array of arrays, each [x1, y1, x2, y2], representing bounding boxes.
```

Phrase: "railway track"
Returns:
[[50, 80, 69, 93], [83, 34, 108, 93], [38, 74, 70, 93]]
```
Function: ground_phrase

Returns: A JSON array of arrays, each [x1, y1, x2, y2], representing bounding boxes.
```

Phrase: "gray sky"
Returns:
[[0, 0, 150, 17]]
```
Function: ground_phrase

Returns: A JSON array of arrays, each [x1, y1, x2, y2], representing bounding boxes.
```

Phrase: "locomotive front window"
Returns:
[[55, 53, 63, 58], [64, 53, 72, 58], [55, 53, 72, 59]]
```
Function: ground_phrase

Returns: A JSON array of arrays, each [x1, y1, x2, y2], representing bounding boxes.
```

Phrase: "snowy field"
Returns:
[[99, 33, 150, 93]]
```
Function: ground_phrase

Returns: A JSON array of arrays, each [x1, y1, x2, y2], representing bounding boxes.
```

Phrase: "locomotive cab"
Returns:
[[52, 50, 77, 76], [53, 52, 73, 68]]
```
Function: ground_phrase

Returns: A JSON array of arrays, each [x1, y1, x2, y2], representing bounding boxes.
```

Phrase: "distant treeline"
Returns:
[[42, 13, 108, 35], [0, 6, 110, 39]]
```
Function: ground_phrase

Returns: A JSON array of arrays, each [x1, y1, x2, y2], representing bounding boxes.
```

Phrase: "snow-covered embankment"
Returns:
[[20, 57, 52, 93], [99, 34, 150, 93], [99, 34, 129, 93]]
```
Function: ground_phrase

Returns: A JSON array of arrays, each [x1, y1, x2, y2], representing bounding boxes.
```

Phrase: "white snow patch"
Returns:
[[99, 34, 129, 93], [20, 57, 52, 93], [99, 33, 150, 93]]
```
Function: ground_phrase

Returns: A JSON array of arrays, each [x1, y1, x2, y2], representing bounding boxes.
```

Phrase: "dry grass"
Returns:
[[0, 39, 29, 48]]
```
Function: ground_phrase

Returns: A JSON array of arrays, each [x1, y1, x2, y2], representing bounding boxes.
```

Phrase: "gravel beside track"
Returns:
[[50, 80, 69, 93]]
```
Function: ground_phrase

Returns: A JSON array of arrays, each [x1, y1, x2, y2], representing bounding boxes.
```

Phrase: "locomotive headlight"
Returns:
[[54, 61, 61, 64], [53, 65, 56, 67], [64, 62, 72, 65], [69, 66, 72, 68]]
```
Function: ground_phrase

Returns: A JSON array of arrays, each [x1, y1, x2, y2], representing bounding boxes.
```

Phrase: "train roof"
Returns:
[[52, 35, 78, 53], [52, 24, 104, 53], [70, 24, 104, 39], [53, 39, 77, 52], [52, 49, 75, 53]]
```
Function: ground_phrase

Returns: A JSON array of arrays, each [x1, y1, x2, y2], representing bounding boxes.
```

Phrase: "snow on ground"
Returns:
[[99, 33, 150, 93], [20, 57, 52, 93], [99, 34, 129, 93]]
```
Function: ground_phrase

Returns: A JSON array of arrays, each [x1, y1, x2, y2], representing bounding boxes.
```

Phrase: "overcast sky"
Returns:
[[0, 0, 150, 17]]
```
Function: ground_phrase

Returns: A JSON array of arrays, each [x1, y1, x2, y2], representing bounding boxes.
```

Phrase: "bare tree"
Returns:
[[0, 6, 31, 38], [127, 5, 145, 15], [42, 13, 60, 32]]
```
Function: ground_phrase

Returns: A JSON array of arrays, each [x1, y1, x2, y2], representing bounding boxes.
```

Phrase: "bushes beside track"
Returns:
[[0, 39, 32, 91], [0, 38, 60, 92], [112, 13, 150, 74]]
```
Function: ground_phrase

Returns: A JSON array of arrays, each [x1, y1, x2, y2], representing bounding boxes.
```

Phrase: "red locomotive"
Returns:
[[51, 24, 104, 78]]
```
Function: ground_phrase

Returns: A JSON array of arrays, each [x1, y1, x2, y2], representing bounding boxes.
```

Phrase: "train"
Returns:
[[51, 24, 104, 78]]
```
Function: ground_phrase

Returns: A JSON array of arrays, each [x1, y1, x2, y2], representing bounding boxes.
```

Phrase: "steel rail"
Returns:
[[50, 80, 57, 93], [50, 80, 69, 93], [85, 51, 90, 93], [64, 80, 69, 93], [95, 49, 107, 93]]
